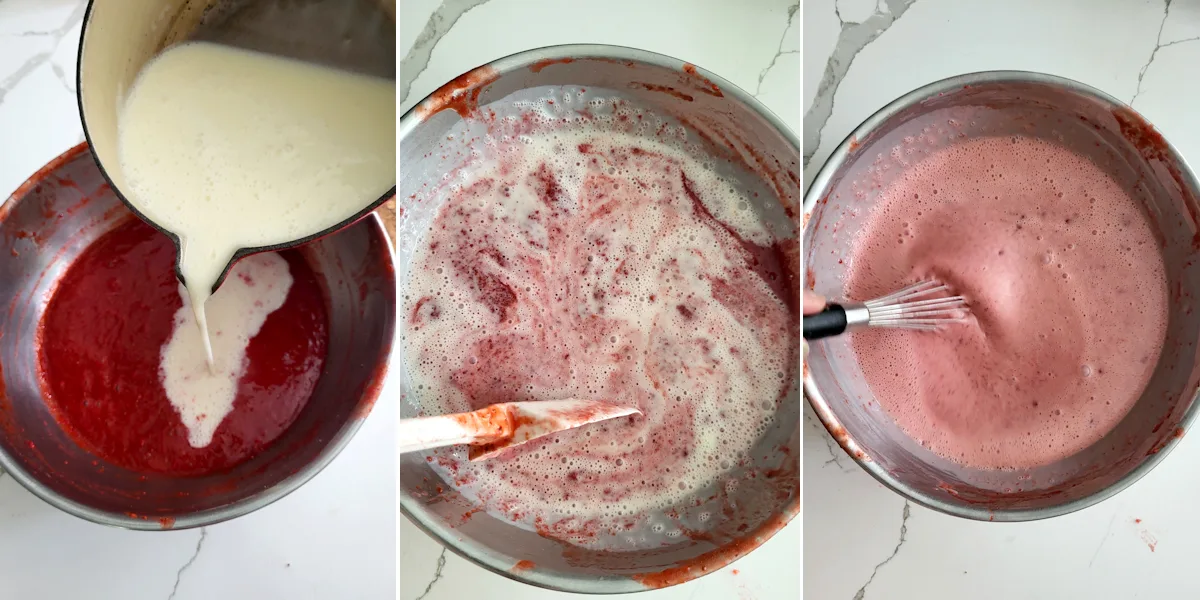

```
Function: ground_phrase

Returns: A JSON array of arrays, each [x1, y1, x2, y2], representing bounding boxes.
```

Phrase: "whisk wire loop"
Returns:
[[803, 279, 971, 340], [863, 280, 968, 331]]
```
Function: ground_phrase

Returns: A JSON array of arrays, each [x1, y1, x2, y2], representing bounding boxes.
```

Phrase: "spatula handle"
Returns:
[[397, 414, 484, 454]]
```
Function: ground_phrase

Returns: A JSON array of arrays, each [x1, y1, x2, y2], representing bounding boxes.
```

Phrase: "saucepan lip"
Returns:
[[398, 43, 800, 593], [802, 69, 1200, 522], [0, 142, 397, 532]]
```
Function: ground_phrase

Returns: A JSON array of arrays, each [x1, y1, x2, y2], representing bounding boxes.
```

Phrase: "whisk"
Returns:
[[803, 280, 969, 340]]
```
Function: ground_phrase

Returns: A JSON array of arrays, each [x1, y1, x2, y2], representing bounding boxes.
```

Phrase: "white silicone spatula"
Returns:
[[398, 399, 641, 461]]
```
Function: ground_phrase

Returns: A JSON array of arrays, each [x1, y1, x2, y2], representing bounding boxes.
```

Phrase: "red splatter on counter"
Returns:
[[1140, 528, 1157, 553]]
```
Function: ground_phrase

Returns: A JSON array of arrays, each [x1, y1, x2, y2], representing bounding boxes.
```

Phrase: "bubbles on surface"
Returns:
[[845, 135, 1167, 470], [400, 92, 796, 548]]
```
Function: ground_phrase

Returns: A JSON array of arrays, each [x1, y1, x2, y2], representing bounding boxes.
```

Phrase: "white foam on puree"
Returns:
[[161, 253, 293, 448]]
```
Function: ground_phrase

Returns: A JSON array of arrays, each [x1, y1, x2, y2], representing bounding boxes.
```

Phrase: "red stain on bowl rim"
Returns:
[[532, 514, 602, 544], [0, 144, 109, 472], [1111, 106, 1200, 248], [457, 505, 484, 525], [681, 63, 723, 97], [629, 82, 694, 102], [1, 144, 93, 249], [1146, 426, 1185, 456], [594, 57, 639, 69], [125, 512, 177, 529], [673, 113, 800, 225], [1, 145, 90, 214], [352, 346, 391, 421], [932, 467, 1127, 511], [821, 423, 867, 461], [529, 58, 574, 73], [12, 230, 48, 246], [416, 66, 501, 121], [511, 559, 536, 573], [631, 511, 791, 589]]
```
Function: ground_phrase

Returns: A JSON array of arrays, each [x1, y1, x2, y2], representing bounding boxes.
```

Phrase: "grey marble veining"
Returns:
[[754, 2, 801, 98], [1132, 0, 1200, 106], [802, 0, 916, 169], [399, 0, 494, 106], [167, 529, 208, 600], [0, 1, 84, 107]]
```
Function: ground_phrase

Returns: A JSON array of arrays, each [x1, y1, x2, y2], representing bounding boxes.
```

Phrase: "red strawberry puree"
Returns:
[[38, 219, 328, 477], [846, 135, 1167, 470], [404, 123, 799, 546]]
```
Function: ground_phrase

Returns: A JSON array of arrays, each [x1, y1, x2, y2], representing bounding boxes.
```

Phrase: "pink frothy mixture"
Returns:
[[846, 135, 1168, 470], [402, 113, 799, 546]]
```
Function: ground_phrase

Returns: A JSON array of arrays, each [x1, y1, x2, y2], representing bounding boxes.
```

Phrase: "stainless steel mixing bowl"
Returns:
[[804, 71, 1200, 521], [0, 144, 396, 530], [398, 45, 801, 593]]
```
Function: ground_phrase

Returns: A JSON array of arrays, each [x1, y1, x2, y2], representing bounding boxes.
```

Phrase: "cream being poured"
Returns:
[[160, 253, 293, 448], [116, 41, 395, 366]]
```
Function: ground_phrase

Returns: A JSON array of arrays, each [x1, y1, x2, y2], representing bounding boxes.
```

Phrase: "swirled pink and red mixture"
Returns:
[[403, 115, 799, 546]]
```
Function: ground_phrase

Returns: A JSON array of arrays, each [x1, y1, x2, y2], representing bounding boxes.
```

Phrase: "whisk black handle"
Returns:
[[803, 304, 847, 340]]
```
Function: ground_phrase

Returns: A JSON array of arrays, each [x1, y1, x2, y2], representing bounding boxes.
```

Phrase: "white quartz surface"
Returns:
[[805, 0, 1200, 598], [397, 0, 801, 598], [0, 2, 398, 598]]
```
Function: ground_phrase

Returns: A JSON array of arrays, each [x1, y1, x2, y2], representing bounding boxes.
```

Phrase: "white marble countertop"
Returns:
[[0, 2, 398, 598], [398, 0, 801, 598], [805, 0, 1200, 598]]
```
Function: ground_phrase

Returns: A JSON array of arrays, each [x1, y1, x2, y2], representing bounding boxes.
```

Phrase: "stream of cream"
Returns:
[[117, 41, 395, 366]]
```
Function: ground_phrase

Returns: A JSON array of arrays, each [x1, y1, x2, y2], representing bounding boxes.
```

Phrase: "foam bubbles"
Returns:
[[401, 103, 795, 547], [846, 135, 1167, 470]]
